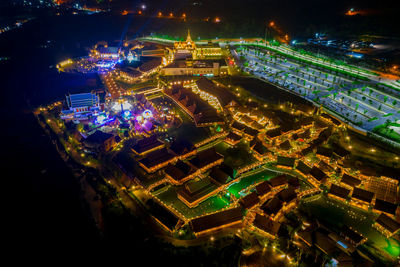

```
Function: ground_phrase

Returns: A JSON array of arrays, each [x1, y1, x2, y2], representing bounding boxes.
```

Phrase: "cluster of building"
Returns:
[[287, 147, 400, 238], [245, 175, 300, 240], [296, 222, 367, 266], [59, 90, 178, 154]]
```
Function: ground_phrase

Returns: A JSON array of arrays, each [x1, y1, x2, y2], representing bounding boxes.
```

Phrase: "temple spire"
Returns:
[[187, 29, 192, 43]]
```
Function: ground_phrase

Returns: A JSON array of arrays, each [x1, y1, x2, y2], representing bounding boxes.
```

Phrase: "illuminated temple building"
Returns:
[[177, 178, 219, 208], [174, 30, 197, 54], [162, 30, 227, 76], [173, 30, 222, 59]]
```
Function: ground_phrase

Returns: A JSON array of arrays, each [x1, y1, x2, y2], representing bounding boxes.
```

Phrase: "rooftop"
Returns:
[[268, 174, 288, 188], [169, 139, 196, 156], [84, 130, 114, 145], [329, 184, 350, 199], [147, 199, 179, 231], [190, 207, 243, 234], [256, 181, 271, 196], [341, 173, 361, 187], [139, 148, 175, 169], [262, 197, 283, 216], [340, 225, 364, 245], [189, 148, 224, 169], [277, 156, 296, 168], [265, 128, 281, 139], [239, 192, 260, 209], [231, 121, 246, 131], [164, 160, 195, 183], [352, 187, 374, 203], [279, 140, 292, 151], [310, 166, 327, 181], [277, 186, 297, 203], [195, 77, 235, 107], [178, 178, 218, 205], [253, 213, 281, 236], [316, 146, 333, 158], [374, 198, 398, 215], [375, 213, 400, 233], [225, 131, 242, 142], [209, 166, 232, 185], [296, 161, 312, 175], [131, 135, 164, 154]]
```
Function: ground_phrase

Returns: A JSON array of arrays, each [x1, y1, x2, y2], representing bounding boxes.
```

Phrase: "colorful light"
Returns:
[[142, 109, 153, 119], [112, 101, 132, 112], [96, 114, 107, 124]]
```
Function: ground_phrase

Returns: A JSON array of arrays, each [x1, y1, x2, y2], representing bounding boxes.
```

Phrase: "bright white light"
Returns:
[[96, 114, 107, 124], [141, 4, 146, 9], [112, 101, 132, 112]]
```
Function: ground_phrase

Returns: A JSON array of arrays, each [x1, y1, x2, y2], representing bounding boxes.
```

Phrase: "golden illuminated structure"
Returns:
[[174, 29, 196, 52], [172, 29, 222, 59]]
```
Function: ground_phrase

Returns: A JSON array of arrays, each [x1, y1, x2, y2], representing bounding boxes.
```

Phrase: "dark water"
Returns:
[[0, 14, 134, 260]]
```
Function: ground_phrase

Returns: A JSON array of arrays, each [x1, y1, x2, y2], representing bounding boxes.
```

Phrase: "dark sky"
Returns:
[[104, 0, 400, 38]]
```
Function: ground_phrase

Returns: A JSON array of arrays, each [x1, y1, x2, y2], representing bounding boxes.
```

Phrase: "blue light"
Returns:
[[124, 110, 131, 117], [337, 241, 348, 249], [346, 52, 363, 59], [291, 40, 297, 45]]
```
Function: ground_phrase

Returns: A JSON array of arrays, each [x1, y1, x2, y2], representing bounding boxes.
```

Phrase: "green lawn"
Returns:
[[227, 169, 277, 198], [373, 123, 400, 143]]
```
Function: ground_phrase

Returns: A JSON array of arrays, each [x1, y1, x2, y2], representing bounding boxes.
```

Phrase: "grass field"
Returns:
[[227, 169, 277, 198], [373, 123, 400, 143]]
